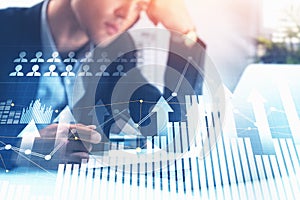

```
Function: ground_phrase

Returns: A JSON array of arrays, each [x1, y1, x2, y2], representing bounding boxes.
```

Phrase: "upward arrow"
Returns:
[[185, 95, 200, 142], [248, 89, 275, 154], [17, 119, 40, 151], [151, 96, 173, 135], [16, 119, 40, 164], [222, 85, 238, 138], [88, 99, 109, 126], [53, 106, 76, 124], [52, 106, 76, 147], [278, 79, 300, 144]]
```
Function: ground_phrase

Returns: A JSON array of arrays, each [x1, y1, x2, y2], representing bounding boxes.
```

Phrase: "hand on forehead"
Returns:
[[133, 0, 151, 11]]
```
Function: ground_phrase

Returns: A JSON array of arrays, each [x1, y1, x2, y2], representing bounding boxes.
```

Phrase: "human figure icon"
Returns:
[[61, 65, 75, 77], [97, 52, 111, 63], [116, 52, 127, 63], [47, 51, 61, 62], [9, 65, 24, 76], [30, 51, 45, 63], [80, 51, 94, 63], [130, 51, 144, 64], [63, 51, 77, 63], [44, 64, 59, 76], [95, 65, 110, 76], [13, 51, 28, 63], [26, 65, 41, 76], [78, 65, 93, 76], [112, 65, 126, 76]]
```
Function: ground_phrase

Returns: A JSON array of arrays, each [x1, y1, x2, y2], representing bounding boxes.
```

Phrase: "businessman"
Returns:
[[0, 0, 206, 169]]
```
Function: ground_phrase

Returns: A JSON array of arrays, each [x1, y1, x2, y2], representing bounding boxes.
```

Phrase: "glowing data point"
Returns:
[[171, 92, 177, 97], [45, 155, 52, 161], [139, 99, 144, 103], [24, 149, 32, 155], [247, 127, 252, 131], [136, 147, 142, 153], [5, 170, 9, 173], [55, 109, 59, 113], [5, 144, 12, 150], [74, 137, 79, 140], [10, 103, 15, 107]]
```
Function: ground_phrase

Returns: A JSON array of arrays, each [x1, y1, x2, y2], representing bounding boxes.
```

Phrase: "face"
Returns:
[[71, 0, 150, 46]]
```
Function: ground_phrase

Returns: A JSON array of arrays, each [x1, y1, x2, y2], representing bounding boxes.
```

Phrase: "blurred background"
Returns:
[[1, 0, 299, 91]]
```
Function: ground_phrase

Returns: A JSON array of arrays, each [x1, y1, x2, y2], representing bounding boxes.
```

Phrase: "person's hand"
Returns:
[[34, 123, 101, 168], [146, 0, 195, 34]]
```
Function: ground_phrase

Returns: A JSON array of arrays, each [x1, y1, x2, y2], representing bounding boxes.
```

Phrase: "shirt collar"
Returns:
[[41, 1, 95, 65]]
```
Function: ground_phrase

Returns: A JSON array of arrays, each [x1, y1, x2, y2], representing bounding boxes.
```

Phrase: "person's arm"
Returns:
[[146, 0, 206, 94], [145, 0, 206, 123], [146, 0, 196, 36], [168, 32, 206, 94]]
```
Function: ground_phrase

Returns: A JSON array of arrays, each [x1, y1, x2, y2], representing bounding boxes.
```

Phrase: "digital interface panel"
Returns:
[[0, 25, 299, 200]]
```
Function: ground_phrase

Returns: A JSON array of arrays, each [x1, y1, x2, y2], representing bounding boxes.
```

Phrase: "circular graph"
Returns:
[[72, 28, 225, 172]]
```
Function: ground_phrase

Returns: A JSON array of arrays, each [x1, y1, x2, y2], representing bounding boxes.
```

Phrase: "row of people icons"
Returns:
[[9, 64, 127, 77], [13, 51, 144, 64]]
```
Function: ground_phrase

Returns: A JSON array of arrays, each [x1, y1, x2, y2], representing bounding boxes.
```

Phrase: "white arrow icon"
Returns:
[[53, 106, 76, 147], [185, 95, 201, 142], [222, 85, 238, 138], [53, 106, 76, 124], [248, 89, 275, 154], [151, 96, 173, 135], [88, 99, 109, 127], [278, 79, 300, 144], [17, 119, 40, 152]]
